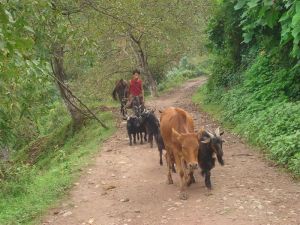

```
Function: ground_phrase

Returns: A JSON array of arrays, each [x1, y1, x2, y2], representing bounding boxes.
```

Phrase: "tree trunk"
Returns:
[[128, 33, 158, 97], [51, 43, 83, 128]]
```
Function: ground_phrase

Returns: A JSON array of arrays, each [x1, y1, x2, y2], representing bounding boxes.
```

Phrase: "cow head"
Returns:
[[200, 127, 224, 166], [172, 128, 199, 170], [133, 105, 144, 117], [127, 115, 141, 127]]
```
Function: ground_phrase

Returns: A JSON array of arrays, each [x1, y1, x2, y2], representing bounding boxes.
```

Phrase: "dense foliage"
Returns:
[[198, 0, 300, 176]]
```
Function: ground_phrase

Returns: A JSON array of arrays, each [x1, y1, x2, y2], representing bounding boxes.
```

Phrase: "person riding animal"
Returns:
[[127, 69, 145, 110]]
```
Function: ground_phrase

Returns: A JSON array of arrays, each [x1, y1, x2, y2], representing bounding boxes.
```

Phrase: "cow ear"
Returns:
[[197, 127, 205, 140], [172, 128, 182, 142], [201, 137, 211, 144]]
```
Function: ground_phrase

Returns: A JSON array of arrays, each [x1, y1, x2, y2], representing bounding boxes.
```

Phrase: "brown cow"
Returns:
[[160, 107, 199, 200]]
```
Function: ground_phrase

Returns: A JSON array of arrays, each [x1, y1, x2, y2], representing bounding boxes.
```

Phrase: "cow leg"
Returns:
[[182, 160, 195, 187], [129, 133, 132, 146], [133, 133, 136, 144], [144, 130, 147, 142], [149, 133, 153, 148], [165, 152, 173, 184], [140, 132, 143, 144], [159, 148, 163, 165], [204, 170, 212, 189], [170, 154, 176, 173], [174, 155, 188, 200], [187, 171, 196, 187]]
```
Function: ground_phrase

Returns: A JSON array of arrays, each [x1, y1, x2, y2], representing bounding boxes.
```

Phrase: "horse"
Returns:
[[112, 79, 129, 117]]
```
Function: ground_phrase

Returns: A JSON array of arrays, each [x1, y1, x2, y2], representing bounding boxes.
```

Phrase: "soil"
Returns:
[[42, 77, 300, 225]]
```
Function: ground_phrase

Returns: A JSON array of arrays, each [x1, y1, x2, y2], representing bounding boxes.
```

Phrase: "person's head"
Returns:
[[132, 69, 140, 80]]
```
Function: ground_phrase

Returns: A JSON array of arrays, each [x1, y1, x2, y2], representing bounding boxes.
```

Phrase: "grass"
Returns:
[[192, 85, 235, 130], [0, 112, 116, 225]]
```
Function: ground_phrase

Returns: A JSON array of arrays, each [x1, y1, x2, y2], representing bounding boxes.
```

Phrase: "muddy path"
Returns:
[[42, 77, 300, 225]]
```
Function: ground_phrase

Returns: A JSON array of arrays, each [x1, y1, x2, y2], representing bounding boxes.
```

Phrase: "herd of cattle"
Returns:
[[112, 80, 225, 200]]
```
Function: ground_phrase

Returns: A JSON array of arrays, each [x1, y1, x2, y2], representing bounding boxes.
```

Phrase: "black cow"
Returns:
[[198, 127, 224, 189], [139, 109, 165, 165], [127, 115, 147, 146]]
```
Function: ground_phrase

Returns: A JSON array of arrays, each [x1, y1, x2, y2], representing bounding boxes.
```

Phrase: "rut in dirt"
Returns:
[[42, 77, 300, 225]]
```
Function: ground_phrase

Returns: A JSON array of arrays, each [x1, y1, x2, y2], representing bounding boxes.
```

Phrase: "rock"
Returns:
[[103, 185, 116, 191], [174, 202, 183, 206], [106, 149, 113, 152], [167, 207, 176, 211], [120, 198, 130, 202], [134, 210, 141, 213], [53, 210, 60, 215], [62, 211, 73, 217], [88, 218, 95, 224]]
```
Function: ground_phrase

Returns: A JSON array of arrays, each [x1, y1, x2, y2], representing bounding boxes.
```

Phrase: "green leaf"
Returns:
[[234, 0, 247, 10], [263, 0, 273, 7], [0, 5, 8, 24], [243, 32, 253, 43], [265, 9, 279, 28], [247, 0, 260, 9]]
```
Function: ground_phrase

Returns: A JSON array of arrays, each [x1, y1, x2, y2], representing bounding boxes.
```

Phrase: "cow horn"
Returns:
[[215, 127, 220, 137], [206, 129, 214, 138]]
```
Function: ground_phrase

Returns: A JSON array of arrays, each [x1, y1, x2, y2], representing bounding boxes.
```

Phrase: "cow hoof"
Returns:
[[187, 179, 192, 187], [166, 179, 173, 185], [179, 192, 188, 200], [205, 190, 213, 196], [172, 167, 176, 173]]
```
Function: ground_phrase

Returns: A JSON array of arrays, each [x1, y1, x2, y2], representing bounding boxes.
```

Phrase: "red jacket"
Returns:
[[129, 79, 142, 96]]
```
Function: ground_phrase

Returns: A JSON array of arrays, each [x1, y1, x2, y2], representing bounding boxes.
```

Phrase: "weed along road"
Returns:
[[42, 78, 300, 225]]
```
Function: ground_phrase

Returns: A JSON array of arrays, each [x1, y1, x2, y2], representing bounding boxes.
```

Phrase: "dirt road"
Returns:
[[42, 77, 300, 225]]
